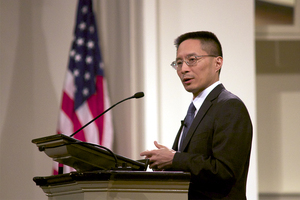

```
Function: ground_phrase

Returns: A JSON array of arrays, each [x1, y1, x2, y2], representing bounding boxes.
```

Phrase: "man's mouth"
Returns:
[[183, 76, 193, 84]]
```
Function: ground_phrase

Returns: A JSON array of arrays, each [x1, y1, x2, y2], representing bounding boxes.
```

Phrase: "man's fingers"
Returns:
[[149, 161, 166, 170], [154, 141, 166, 149], [149, 160, 159, 169], [140, 150, 153, 157]]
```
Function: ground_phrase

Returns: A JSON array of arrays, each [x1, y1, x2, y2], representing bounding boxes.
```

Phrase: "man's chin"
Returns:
[[184, 86, 194, 93], [184, 87, 203, 97]]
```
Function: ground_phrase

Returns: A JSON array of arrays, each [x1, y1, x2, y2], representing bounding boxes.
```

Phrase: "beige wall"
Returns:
[[257, 74, 300, 193], [256, 0, 300, 194], [256, 40, 300, 193], [0, 0, 258, 199], [0, 1, 76, 199]]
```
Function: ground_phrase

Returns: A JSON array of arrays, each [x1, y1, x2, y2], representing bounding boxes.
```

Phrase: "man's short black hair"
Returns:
[[174, 31, 223, 57]]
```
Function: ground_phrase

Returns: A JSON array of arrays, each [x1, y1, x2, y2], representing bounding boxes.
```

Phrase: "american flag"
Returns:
[[54, 0, 113, 175]]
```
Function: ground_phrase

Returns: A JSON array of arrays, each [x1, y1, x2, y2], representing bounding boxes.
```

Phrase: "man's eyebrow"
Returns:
[[176, 53, 197, 60]]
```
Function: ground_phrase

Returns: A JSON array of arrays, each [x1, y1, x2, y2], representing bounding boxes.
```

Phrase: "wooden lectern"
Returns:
[[33, 170, 190, 200], [32, 134, 191, 200]]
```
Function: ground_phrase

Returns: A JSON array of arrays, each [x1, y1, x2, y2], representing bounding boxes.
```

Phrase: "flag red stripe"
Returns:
[[87, 76, 105, 144], [61, 92, 86, 141]]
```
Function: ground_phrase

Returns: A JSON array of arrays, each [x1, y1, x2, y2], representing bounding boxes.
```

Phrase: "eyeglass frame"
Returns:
[[170, 55, 219, 70]]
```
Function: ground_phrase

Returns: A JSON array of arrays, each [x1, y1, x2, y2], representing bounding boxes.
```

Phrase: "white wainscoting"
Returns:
[[260, 194, 300, 200]]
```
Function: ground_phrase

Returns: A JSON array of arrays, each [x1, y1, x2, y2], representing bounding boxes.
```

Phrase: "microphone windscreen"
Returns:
[[133, 92, 144, 99]]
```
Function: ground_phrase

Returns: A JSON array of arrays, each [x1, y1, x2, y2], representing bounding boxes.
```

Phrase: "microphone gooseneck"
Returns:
[[70, 92, 144, 138]]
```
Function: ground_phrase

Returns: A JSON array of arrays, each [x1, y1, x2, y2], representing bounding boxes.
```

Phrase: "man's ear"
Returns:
[[215, 56, 223, 72]]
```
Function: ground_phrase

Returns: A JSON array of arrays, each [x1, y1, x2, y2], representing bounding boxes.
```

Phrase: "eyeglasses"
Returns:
[[171, 55, 218, 70]]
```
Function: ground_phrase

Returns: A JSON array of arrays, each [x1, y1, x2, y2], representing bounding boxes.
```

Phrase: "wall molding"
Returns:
[[260, 193, 300, 200]]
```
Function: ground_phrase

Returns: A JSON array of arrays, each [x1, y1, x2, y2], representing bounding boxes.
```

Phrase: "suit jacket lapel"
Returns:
[[172, 120, 185, 150], [180, 84, 225, 151]]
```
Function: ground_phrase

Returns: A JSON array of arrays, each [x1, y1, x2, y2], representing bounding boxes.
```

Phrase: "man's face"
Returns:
[[176, 39, 222, 98]]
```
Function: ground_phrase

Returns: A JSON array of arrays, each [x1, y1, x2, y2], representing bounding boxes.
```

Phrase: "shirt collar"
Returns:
[[192, 81, 221, 112]]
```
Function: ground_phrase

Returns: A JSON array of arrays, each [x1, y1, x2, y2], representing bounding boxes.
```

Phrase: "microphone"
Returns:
[[181, 120, 187, 127], [70, 92, 144, 138], [133, 92, 144, 99]]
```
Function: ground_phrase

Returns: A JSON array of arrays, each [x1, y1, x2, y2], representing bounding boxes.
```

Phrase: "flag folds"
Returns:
[[54, 0, 113, 175]]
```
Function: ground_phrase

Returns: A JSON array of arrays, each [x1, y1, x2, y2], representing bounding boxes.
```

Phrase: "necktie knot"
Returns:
[[187, 102, 196, 116], [185, 103, 196, 127]]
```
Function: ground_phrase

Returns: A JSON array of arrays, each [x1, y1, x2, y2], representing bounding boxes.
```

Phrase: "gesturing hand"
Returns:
[[140, 141, 176, 170]]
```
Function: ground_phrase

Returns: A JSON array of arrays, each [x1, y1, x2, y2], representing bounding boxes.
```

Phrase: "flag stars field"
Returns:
[[84, 72, 91, 80], [81, 6, 88, 14], [70, 49, 76, 57], [76, 38, 84, 46], [86, 56, 93, 64], [89, 26, 95, 33], [87, 40, 94, 49], [75, 54, 82, 62], [78, 22, 86, 31], [73, 69, 80, 77], [83, 88, 89, 96]]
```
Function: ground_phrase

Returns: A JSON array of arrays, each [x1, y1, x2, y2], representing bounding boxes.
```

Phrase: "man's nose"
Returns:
[[180, 61, 190, 72]]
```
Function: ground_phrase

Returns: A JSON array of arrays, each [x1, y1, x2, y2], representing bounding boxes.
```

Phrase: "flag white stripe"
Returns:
[[76, 102, 99, 144], [57, 110, 74, 135], [64, 70, 75, 100], [102, 79, 113, 148], [53, 162, 58, 172]]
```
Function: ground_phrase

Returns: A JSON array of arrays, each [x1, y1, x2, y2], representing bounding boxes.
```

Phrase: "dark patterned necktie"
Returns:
[[179, 102, 196, 151]]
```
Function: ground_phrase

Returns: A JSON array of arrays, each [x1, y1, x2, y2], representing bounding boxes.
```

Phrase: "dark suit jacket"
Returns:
[[171, 84, 252, 200]]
